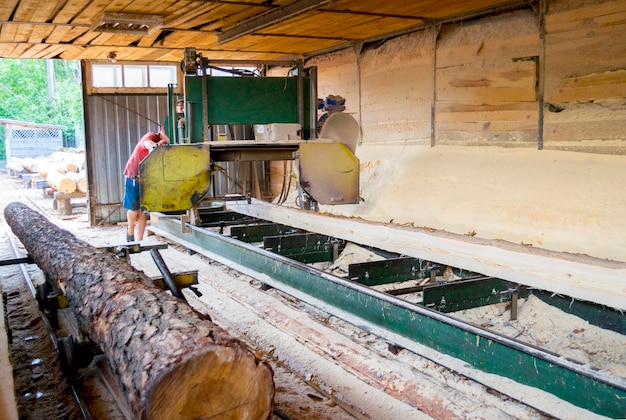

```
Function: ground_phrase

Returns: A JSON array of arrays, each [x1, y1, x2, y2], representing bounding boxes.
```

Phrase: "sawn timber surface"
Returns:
[[227, 199, 626, 311]]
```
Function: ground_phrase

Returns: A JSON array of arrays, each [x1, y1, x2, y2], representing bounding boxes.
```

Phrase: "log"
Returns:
[[65, 170, 87, 193], [4, 202, 275, 419], [46, 171, 76, 194]]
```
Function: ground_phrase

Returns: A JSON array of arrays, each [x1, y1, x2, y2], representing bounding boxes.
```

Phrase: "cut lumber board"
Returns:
[[227, 200, 626, 311]]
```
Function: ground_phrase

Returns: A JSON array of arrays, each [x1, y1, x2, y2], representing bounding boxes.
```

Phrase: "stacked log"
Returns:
[[46, 171, 77, 194], [4, 202, 275, 419], [65, 170, 87, 193]]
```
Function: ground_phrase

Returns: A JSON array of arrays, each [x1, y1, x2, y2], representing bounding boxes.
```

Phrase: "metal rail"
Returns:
[[150, 214, 626, 418]]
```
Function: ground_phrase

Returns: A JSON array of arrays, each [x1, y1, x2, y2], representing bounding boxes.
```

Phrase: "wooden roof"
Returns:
[[0, 0, 532, 63]]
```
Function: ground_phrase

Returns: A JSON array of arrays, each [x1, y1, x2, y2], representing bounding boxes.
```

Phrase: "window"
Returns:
[[124, 65, 148, 87], [92, 64, 123, 88], [89, 62, 180, 93], [150, 65, 178, 87]]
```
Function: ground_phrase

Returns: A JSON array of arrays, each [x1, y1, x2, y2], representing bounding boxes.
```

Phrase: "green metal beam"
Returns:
[[152, 216, 626, 418], [422, 277, 529, 312], [348, 257, 436, 286], [230, 223, 302, 243]]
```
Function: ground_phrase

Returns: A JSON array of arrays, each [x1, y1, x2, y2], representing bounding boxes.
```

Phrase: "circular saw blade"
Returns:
[[319, 113, 359, 153]]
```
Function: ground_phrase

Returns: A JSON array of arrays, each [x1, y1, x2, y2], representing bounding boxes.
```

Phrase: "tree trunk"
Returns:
[[4, 202, 274, 419]]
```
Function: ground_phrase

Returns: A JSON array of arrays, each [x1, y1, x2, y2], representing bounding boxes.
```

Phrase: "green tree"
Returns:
[[0, 59, 84, 159]]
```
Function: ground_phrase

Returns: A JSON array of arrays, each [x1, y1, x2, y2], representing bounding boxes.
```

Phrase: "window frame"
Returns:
[[86, 61, 183, 94]]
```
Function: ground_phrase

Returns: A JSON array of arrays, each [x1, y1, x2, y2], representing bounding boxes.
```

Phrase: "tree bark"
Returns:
[[4, 202, 274, 419]]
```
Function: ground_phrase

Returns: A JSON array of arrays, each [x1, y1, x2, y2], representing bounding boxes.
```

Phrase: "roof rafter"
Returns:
[[218, 0, 335, 44]]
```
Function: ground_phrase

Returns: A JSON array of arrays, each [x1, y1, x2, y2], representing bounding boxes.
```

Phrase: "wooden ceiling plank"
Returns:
[[59, 26, 91, 43], [32, 43, 66, 59], [71, 0, 112, 25], [103, 33, 144, 47], [183, 31, 220, 49], [0, 23, 19, 43], [137, 30, 163, 47], [53, 0, 91, 24], [141, 0, 179, 16], [196, 5, 269, 32], [163, 3, 224, 29], [19, 42, 50, 59], [336, 16, 424, 39], [14, 23, 34, 43], [12, 0, 39, 22], [74, 30, 103, 45], [44, 25, 72, 44], [0, 0, 19, 21], [28, 24, 55, 44], [3, 42, 31, 58], [161, 29, 214, 48], [0, 43, 16, 57], [58, 44, 85, 60], [29, 1, 60, 23]]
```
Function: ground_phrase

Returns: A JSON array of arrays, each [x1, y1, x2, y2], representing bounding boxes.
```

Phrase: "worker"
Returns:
[[123, 128, 170, 242], [317, 95, 346, 135], [175, 99, 187, 143]]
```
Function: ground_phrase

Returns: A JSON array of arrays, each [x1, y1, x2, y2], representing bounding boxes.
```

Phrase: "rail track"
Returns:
[[149, 203, 626, 419]]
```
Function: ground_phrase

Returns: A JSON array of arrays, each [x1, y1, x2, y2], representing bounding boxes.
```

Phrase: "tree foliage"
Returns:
[[0, 59, 84, 159]]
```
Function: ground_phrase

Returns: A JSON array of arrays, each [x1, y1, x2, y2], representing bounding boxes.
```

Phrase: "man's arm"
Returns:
[[157, 127, 170, 145]]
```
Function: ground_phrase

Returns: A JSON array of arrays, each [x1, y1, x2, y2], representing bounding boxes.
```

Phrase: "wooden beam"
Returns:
[[227, 200, 626, 310]]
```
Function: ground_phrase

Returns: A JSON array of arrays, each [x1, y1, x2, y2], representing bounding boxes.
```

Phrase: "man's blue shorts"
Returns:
[[123, 177, 140, 211]]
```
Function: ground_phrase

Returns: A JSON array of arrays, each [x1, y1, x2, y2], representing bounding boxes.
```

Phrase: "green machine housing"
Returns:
[[140, 66, 359, 213]]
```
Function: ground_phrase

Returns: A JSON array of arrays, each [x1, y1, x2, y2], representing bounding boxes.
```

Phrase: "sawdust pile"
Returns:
[[453, 294, 626, 378]]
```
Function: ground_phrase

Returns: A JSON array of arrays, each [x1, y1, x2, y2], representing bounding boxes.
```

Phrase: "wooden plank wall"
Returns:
[[434, 10, 540, 147], [359, 30, 434, 145], [307, 0, 625, 155], [543, 0, 626, 154], [313, 49, 360, 135]]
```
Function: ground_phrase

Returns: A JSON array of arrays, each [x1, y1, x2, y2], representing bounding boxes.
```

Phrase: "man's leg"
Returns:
[[127, 209, 139, 241], [136, 211, 148, 241]]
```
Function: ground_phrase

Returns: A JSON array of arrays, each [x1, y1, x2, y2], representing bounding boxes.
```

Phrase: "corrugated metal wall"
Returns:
[[85, 94, 167, 225]]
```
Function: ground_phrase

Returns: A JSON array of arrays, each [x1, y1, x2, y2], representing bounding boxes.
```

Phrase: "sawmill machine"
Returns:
[[139, 49, 360, 220]]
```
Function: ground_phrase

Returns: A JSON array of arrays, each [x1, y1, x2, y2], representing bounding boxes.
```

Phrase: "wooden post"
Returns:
[[53, 192, 72, 215], [4, 202, 275, 419]]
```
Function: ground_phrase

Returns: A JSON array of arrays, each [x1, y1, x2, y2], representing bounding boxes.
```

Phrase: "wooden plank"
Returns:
[[436, 33, 539, 68], [58, 44, 85, 60], [545, 0, 626, 27], [436, 62, 536, 89], [0, 0, 18, 21], [436, 86, 537, 103], [227, 200, 626, 310], [0, 23, 18, 43], [436, 120, 537, 132]]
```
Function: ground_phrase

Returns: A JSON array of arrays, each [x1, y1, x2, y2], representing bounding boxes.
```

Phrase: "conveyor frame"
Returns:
[[149, 213, 626, 418]]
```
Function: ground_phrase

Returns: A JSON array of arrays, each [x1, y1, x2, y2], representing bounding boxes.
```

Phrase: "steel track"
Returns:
[[150, 211, 626, 419]]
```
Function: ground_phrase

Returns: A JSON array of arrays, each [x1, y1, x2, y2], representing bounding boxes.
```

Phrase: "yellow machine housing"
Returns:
[[298, 142, 359, 205], [139, 144, 212, 212]]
